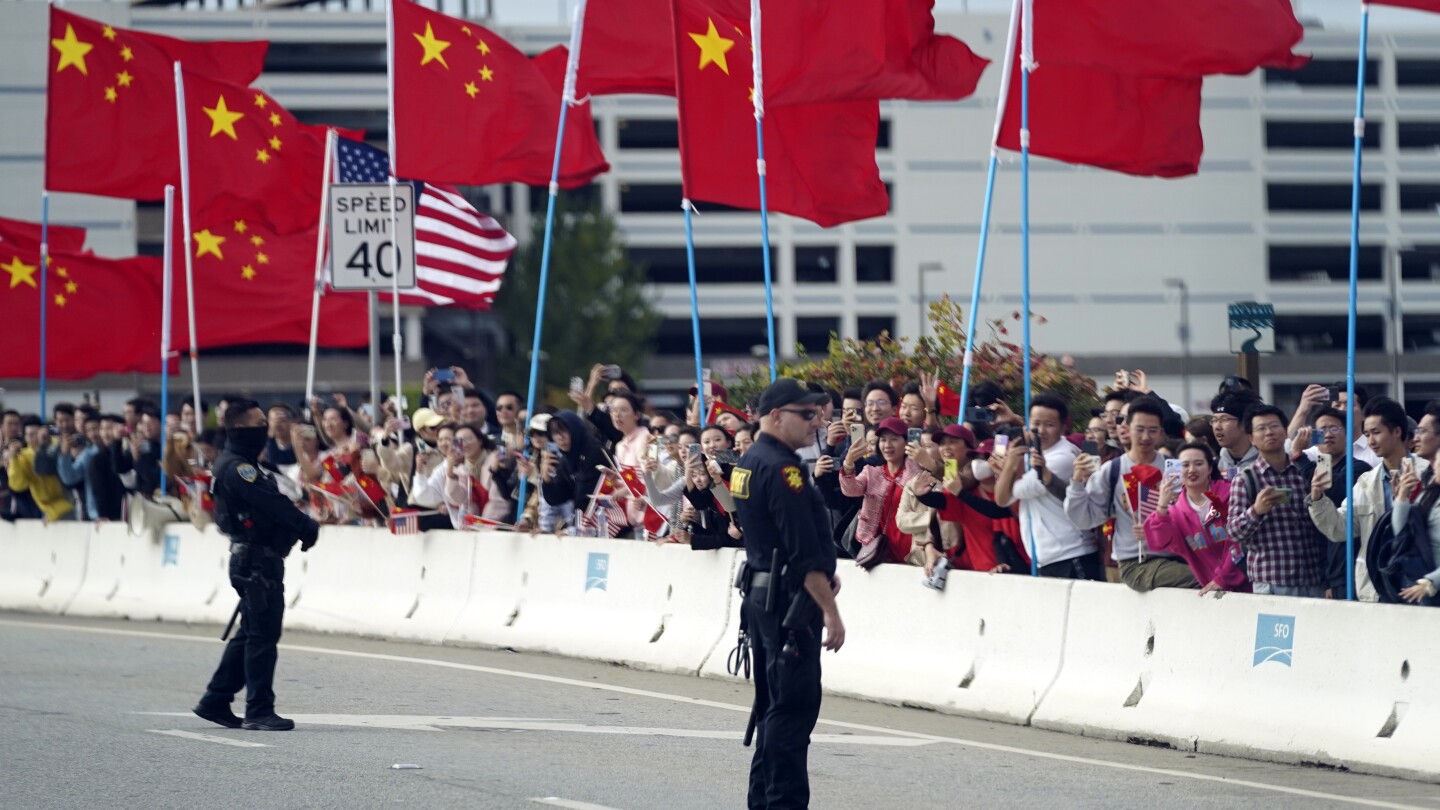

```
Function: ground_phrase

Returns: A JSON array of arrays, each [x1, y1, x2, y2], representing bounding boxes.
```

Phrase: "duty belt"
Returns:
[[230, 541, 280, 558]]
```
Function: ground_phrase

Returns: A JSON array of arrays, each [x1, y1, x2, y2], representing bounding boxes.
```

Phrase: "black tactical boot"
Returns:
[[192, 701, 243, 729], [242, 713, 295, 731]]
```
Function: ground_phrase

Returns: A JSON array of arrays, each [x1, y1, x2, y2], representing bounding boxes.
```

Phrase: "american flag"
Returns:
[[390, 510, 421, 536], [581, 476, 628, 538], [334, 138, 517, 310]]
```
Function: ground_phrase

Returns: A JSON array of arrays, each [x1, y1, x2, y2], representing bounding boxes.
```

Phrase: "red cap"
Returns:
[[930, 423, 977, 448], [874, 416, 910, 437]]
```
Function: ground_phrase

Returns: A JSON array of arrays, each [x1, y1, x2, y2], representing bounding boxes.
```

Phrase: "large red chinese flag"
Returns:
[[0, 216, 85, 253], [391, 0, 608, 188], [181, 70, 326, 236], [994, 46, 1203, 178], [175, 195, 369, 351], [0, 248, 162, 379], [581, 0, 986, 105], [45, 7, 267, 200], [1031, 0, 1307, 78], [672, 0, 888, 227]]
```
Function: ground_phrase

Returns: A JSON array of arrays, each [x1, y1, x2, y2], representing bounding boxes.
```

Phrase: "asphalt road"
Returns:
[[2, 612, 1438, 810]]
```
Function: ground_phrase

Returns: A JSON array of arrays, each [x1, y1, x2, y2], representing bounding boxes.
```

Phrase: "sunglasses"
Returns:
[[778, 407, 819, 420]]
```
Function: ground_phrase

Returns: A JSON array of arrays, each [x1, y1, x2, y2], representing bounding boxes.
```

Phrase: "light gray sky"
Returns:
[[490, 0, 1439, 30]]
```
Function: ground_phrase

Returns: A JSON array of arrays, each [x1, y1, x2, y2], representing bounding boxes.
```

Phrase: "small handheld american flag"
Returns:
[[388, 509, 438, 536]]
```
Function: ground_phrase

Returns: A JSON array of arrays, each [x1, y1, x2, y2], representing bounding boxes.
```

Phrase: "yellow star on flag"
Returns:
[[2, 256, 37, 289], [240, 265, 256, 281], [461, 25, 472, 35], [253, 93, 268, 109], [256, 252, 270, 265], [102, 25, 117, 42], [54, 294, 67, 307], [116, 70, 133, 88], [119, 45, 134, 62], [464, 81, 479, 98], [52, 24, 94, 76], [104, 87, 118, 104], [689, 19, 736, 75], [268, 112, 282, 127], [479, 65, 494, 82], [250, 235, 265, 247], [413, 22, 452, 69], [268, 136, 282, 151], [204, 95, 244, 140], [65, 281, 78, 294], [56, 267, 69, 278], [233, 220, 248, 234], [255, 149, 271, 164], [193, 229, 225, 260], [477, 39, 491, 55]]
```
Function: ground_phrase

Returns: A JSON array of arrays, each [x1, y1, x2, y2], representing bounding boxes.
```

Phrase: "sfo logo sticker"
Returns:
[[1253, 613, 1295, 667]]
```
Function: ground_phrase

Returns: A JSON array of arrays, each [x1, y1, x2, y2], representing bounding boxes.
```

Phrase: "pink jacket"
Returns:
[[839, 459, 921, 549], [1142, 479, 1250, 592]]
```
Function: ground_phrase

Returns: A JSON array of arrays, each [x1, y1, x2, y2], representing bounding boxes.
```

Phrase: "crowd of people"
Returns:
[[5, 363, 1439, 606]]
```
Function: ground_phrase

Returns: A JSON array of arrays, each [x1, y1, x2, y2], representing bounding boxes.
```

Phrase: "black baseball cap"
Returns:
[[757, 378, 828, 415]]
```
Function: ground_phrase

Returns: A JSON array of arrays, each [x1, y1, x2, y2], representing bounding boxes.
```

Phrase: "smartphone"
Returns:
[[965, 406, 996, 424], [1311, 430, 1328, 448], [944, 458, 959, 480], [434, 368, 455, 384], [1325, 386, 1339, 403], [569, 376, 584, 397], [450, 385, 465, 402], [415, 436, 431, 454], [1128, 372, 1142, 386], [714, 449, 740, 464], [647, 443, 661, 462], [1081, 440, 1100, 457], [994, 434, 1010, 452], [702, 367, 713, 382], [1273, 487, 1292, 505], [600, 364, 623, 381], [687, 442, 703, 459], [1164, 458, 1184, 488], [545, 442, 559, 455], [658, 434, 676, 446], [847, 422, 866, 446], [907, 427, 924, 444], [1315, 451, 1332, 482]]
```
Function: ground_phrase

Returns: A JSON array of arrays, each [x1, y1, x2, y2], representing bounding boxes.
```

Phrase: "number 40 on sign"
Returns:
[[328, 182, 418, 292]]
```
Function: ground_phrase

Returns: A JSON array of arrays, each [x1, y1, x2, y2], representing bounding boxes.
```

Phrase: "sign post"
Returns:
[[1228, 301, 1275, 389]]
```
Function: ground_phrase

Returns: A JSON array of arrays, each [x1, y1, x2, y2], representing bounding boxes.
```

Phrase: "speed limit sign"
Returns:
[[328, 183, 418, 291]]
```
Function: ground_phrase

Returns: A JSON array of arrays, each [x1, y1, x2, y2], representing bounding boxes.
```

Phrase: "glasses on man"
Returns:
[[778, 408, 819, 421], [1252, 422, 1286, 435], [864, 400, 888, 410]]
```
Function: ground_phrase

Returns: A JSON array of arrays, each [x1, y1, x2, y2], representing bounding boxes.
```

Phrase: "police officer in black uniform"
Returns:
[[193, 399, 319, 732], [731, 378, 845, 809]]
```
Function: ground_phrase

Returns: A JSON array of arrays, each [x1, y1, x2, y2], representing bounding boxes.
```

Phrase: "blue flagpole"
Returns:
[[683, 202, 706, 424], [749, 0, 777, 381], [518, 0, 587, 514], [1020, 0, 1038, 576], [39, 191, 50, 417], [1344, 5, 1370, 602], [159, 185, 175, 498], [957, 155, 999, 414]]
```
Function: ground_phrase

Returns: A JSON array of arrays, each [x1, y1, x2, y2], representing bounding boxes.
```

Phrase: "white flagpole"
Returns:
[[386, 0, 405, 417], [173, 63, 203, 439], [306, 128, 338, 406]]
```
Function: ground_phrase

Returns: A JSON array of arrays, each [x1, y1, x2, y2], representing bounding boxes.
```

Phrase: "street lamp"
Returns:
[[1164, 278, 1191, 411], [918, 262, 944, 338]]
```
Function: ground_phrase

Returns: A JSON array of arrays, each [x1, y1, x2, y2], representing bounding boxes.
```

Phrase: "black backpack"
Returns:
[[1366, 478, 1440, 606]]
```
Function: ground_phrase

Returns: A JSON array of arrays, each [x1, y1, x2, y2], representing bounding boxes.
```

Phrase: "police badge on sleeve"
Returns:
[[237, 463, 258, 483]]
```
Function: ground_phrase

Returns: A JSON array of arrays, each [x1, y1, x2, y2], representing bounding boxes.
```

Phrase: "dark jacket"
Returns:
[[212, 443, 319, 555], [87, 443, 126, 520], [541, 411, 607, 513], [682, 485, 743, 550], [112, 438, 162, 497]]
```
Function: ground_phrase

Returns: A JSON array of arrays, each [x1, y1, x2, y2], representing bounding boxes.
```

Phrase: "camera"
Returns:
[[965, 406, 996, 424], [434, 368, 455, 384]]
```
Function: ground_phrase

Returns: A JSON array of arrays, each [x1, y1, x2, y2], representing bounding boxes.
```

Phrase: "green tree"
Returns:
[[494, 196, 660, 402]]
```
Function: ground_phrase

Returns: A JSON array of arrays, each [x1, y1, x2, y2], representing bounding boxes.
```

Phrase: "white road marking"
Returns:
[[530, 799, 624, 810], [140, 713, 931, 745], [147, 729, 268, 748], [3, 618, 1425, 810]]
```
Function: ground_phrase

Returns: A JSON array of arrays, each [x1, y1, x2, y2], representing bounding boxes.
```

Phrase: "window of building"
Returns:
[[1398, 121, 1440, 150], [1268, 245, 1383, 282], [527, 183, 598, 213], [796, 316, 840, 354], [1401, 245, 1440, 281], [857, 315, 896, 342], [1400, 184, 1440, 212], [620, 183, 683, 213], [1403, 314, 1440, 352], [876, 119, 892, 151], [794, 246, 838, 284], [617, 118, 679, 150], [1275, 314, 1385, 353], [1397, 59, 1440, 87], [1266, 183, 1381, 213], [654, 317, 769, 356], [628, 245, 778, 285], [265, 43, 387, 74], [1265, 120, 1380, 150], [855, 245, 894, 283], [1264, 59, 1379, 88], [883, 181, 895, 213]]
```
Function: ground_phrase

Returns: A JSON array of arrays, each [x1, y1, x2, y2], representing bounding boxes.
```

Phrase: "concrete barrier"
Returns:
[[0, 519, 90, 614]]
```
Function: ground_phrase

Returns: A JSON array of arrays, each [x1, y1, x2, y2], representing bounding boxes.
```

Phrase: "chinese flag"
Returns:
[[936, 382, 962, 419], [994, 47, 1203, 178], [181, 70, 327, 236], [672, 0, 888, 227], [390, 0, 608, 188], [45, 7, 267, 200], [173, 194, 369, 351], [1030, 0, 1307, 78], [0, 247, 162, 379], [0, 216, 86, 253]]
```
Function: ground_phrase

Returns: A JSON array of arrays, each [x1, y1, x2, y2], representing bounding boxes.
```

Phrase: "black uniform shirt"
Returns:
[[213, 446, 319, 554], [731, 432, 836, 579]]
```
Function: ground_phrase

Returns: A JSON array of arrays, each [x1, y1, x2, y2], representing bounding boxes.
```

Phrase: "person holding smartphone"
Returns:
[[1309, 397, 1429, 601], [1295, 408, 1371, 597], [840, 417, 923, 566], [1144, 443, 1250, 595]]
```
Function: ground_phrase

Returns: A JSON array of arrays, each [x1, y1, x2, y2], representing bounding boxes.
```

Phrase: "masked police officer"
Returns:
[[193, 399, 319, 732], [731, 378, 845, 809]]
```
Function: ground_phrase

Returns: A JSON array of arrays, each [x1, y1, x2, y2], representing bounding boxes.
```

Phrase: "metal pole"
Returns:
[[1020, 0, 1039, 576], [159, 185, 175, 497], [750, 0, 777, 381], [39, 191, 49, 417], [684, 201, 706, 426], [174, 63, 203, 439], [1343, 5, 1371, 602], [386, 0, 405, 417], [368, 291, 381, 413], [306, 129, 338, 407]]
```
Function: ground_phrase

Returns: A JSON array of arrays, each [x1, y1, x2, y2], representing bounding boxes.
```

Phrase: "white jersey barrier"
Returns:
[[1, 520, 1437, 782]]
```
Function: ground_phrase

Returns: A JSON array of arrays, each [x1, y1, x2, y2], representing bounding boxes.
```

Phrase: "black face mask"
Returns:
[[228, 425, 268, 457]]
